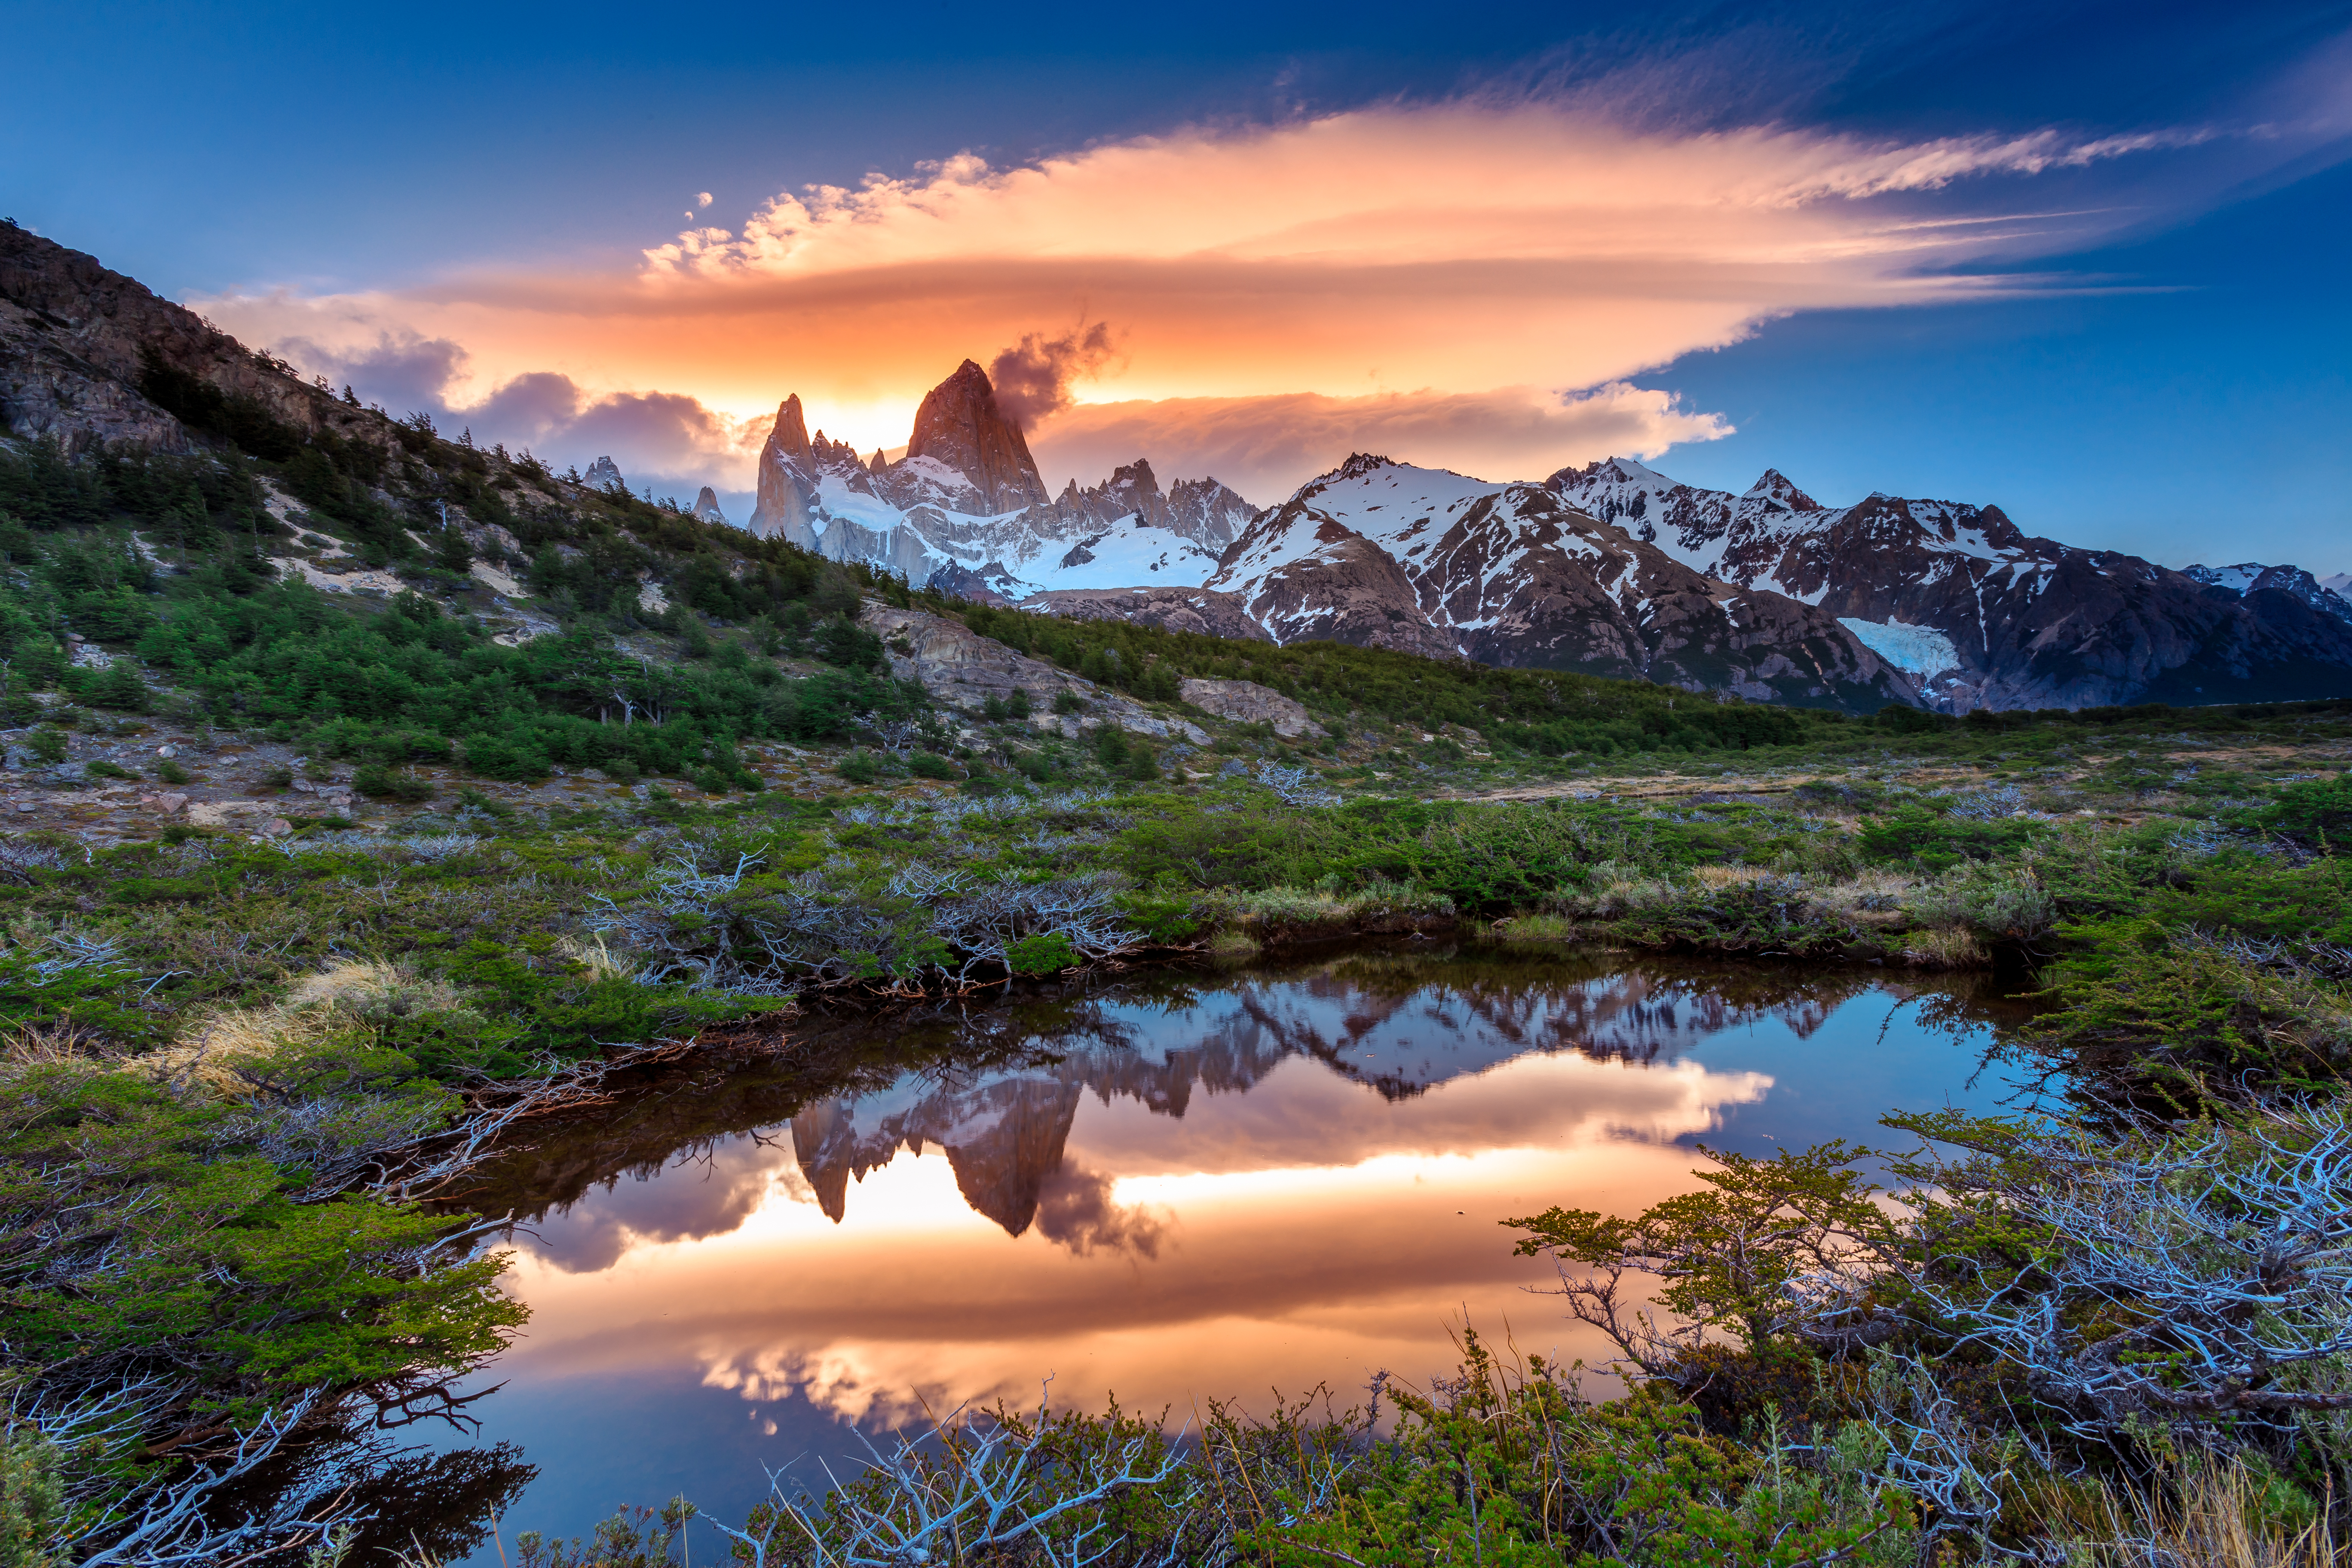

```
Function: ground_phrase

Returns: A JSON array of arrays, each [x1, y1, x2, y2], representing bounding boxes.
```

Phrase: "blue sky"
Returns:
[[5, 0, 2348, 567]]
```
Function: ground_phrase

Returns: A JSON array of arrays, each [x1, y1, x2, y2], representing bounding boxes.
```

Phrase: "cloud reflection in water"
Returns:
[[494, 959, 1823, 1424]]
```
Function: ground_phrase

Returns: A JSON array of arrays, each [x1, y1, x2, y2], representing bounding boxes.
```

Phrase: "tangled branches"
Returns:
[[1898, 1104, 2352, 1433], [591, 847, 1142, 990], [710, 1392, 1195, 1568]]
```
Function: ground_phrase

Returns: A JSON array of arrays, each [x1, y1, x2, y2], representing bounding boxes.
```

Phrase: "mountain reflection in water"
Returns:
[[441, 945, 2034, 1552]]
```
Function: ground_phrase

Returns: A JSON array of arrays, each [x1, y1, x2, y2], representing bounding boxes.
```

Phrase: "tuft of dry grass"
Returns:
[[141, 960, 465, 1097], [1491, 913, 1583, 943], [1901, 925, 1991, 969], [1689, 864, 1779, 889], [1204, 930, 1262, 961], [2043, 1459, 2337, 1567], [559, 933, 635, 982], [1802, 870, 1917, 929], [0, 1022, 117, 1066]]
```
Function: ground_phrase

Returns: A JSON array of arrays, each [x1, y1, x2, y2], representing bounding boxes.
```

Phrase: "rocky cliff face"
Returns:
[[0, 222, 395, 459], [690, 486, 728, 525], [1550, 457, 2352, 711], [1207, 455, 1918, 708], [582, 455, 625, 492], [747, 394, 818, 544]]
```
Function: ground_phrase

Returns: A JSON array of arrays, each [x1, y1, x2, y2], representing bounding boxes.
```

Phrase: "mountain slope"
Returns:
[[741, 374, 1915, 710], [0, 219, 400, 462], [1204, 455, 1919, 709]]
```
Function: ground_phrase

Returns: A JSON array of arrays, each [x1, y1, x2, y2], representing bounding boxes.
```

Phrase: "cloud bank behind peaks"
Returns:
[[1029, 383, 1731, 504], [638, 99, 2186, 407], [282, 329, 763, 503]]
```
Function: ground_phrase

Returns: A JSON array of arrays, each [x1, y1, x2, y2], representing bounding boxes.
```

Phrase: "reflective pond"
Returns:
[[426, 943, 2042, 1554]]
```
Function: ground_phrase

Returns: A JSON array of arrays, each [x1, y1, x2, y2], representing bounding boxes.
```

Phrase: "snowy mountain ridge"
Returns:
[[718, 360, 2352, 714]]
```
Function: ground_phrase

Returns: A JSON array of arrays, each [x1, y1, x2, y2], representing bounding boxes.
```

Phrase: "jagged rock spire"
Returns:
[[748, 395, 818, 544], [904, 360, 1050, 514]]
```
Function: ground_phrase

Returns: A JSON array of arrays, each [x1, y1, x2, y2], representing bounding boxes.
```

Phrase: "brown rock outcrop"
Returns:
[[863, 603, 1207, 742]]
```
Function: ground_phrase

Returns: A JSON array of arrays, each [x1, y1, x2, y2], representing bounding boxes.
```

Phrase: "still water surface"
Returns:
[[436, 944, 2040, 1548]]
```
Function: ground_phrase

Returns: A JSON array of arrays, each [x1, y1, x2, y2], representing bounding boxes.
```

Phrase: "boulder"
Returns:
[[1179, 678, 1317, 738]]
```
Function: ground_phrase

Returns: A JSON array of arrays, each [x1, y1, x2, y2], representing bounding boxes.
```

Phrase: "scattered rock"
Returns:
[[155, 792, 188, 815], [469, 560, 526, 597]]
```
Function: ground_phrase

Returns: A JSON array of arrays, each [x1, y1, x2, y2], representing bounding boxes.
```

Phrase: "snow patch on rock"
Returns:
[[1838, 618, 1961, 675]]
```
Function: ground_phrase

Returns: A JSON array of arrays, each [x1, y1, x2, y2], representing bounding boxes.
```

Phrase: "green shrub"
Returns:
[[23, 730, 65, 765], [2267, 772, 2352, 851], [835, 751, 881, 784], [456, 787, 515, 821], [907, 751, 958, 781], [85, 760, 135, 780], [1007, 933, 1079, 974], [353, 764, 435, 802], [0, 1420, 66, 1567], [155, 758, 193, 785], [1856, 804, 2035, 871], [460, 732, 551, 782]]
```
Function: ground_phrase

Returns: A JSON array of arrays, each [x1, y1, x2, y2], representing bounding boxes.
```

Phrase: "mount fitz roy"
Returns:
[[739, 360, 2352, 713], [747, 361, 1257, 607]]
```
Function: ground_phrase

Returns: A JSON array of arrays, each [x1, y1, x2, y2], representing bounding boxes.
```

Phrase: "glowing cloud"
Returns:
[[205, 97, 2205, 492]]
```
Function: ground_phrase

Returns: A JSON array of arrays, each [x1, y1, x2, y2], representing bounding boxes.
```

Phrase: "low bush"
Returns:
[[353, 763, 435, 802]]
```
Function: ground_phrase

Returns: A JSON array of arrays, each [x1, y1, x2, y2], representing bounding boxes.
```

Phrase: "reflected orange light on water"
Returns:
[[496, 1049, 1770, 1424]]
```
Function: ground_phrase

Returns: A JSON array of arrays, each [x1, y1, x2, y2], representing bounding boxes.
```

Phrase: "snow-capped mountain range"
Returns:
[[743, 359, 2352, 712]]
